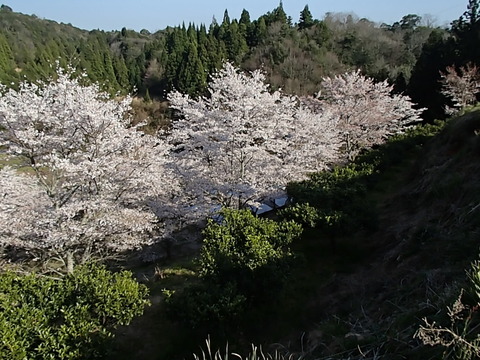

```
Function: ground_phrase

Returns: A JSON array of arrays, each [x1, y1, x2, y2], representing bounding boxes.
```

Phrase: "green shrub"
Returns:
[[200, 209, 302, 298], [285, 162, 377, 235], [278, 203, 321, 228], [287, 164, 371, 211], [0, 264, 149, 360], [166, 209, 302, 327], [165, 282, 247, 329], [357, 120, 446, 172], [279, 203, 347, 233]]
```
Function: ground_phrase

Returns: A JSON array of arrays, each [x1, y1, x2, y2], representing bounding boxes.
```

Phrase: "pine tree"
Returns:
[[453, 0, 480, 30], [102, 51, 120, 90], [250, 17, 267, 46], [223, 21, 248, 62], [222, 9, 231, 26], [197, 24, 210, 70], [452, 0, 480, 65], [239, 9, 251, 27], [187, 23, 197, 45], [299, 5, 315, 30], [165, 27, 188, 91], [268, 1, 288, 25], [206, 32, 226, 73], [177, 43, 207, 96]]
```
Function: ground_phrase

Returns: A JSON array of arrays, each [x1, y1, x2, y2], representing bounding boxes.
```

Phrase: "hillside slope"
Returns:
[[282, 109, 480, 359]]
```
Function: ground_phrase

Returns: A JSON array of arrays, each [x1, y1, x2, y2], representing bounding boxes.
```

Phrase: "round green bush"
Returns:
[[0, 263, 149, 360]]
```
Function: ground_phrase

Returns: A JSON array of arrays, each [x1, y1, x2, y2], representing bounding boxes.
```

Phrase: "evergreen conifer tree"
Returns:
[[299, 5, 315, 30]]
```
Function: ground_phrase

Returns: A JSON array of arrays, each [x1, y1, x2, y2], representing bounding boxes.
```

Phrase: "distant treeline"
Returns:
[[0, 1, 478, 120]]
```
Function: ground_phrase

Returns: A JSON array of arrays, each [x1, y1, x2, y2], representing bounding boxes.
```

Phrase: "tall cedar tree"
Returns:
[[299, 5, 315, 30]]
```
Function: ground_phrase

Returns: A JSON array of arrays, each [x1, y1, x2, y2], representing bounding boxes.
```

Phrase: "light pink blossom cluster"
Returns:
[[169, 63, 340, 216], [440, 63, 480, 113], [308, 70, 424, 160], [0, 68, 175, 265]]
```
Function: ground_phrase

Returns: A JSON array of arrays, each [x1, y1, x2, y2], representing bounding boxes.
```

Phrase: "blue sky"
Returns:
[[6, 0, 466, 32]]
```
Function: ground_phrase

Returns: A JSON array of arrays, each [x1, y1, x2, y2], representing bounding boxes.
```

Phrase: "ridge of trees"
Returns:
[[2, 2, 478, 123], [1, 2, 478, 122], [0, 4, 439, 100]]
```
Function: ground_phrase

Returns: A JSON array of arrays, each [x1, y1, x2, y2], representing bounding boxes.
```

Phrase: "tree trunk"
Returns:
[[66, 251, 75, 274]]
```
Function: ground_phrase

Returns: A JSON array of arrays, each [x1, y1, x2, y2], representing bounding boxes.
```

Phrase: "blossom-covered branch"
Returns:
[[305, 70, 424, 160], [0, 67, 176, 269], [440, 63, 480, 113], [168, 63, 340, 218]]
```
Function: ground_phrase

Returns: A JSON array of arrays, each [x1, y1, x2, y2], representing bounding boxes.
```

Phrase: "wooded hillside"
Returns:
[[0, 3, 466, 120]]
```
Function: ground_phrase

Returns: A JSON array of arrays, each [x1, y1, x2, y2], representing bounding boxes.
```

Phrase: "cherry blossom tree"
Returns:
[[305, 70, 424, 160], [0, 67, 176, 271], [440, 63, 480, 114], [168, 63, 340, 218]]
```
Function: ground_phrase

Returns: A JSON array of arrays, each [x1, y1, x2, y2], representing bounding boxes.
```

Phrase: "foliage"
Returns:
[[168, 62, 339, 218], [1, 4, 479, 360], [0, 263, 149, 360], [166, 209, 302, 327], [284, 162, 377, 235], [451, 0, 480, 66], [0, 10, 132, 94], [165, 282, 247, 329], [298, 5, 315, 30], [278, 203, 322, 228], [283, 119, 447, 239], [409, 1, 480, 122], [325, 13, 432, 85], [200, 209, 302, 285], [0, 67, 175, 269], [0, 6, 436, 99], [407, 28, 454, 122]]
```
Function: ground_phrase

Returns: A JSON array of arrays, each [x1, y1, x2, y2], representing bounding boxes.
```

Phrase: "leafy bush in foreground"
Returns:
[[166, 209, 302, 328], [0, 264, 149, 360], [200, 209, 302, 298]]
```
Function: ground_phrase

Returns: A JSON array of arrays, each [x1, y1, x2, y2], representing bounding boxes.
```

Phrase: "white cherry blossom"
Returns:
[[306, 70, 424, 160], [0, 68, 176, 268], [168, 63, 340, 218]]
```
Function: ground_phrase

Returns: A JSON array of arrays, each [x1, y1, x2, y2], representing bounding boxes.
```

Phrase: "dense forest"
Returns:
[[2, 1, 480, 360], [0, 2, 477, 121]]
